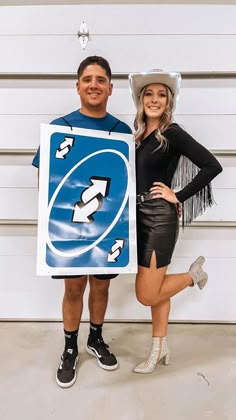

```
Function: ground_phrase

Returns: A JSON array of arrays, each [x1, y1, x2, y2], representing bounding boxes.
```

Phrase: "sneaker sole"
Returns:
[[56, 355, 79, 388], [86, 345, 119, 371]]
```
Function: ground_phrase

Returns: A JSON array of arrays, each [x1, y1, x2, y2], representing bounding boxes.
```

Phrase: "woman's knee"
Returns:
[[135, 265, 167, 306], [136, 290, 159, 307]]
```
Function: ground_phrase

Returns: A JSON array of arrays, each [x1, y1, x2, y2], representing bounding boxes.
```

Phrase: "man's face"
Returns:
[[76, 64, 113, 115]]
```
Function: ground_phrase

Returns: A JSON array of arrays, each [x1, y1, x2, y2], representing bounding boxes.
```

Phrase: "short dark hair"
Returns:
[[77, 56, 112, 80]]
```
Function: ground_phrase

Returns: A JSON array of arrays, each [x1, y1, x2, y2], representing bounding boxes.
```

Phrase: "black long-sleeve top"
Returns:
[[136, 123, 222, 203]]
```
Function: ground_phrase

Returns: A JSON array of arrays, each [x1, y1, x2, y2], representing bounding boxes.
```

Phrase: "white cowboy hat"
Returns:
[[128, 69, 181, 110]]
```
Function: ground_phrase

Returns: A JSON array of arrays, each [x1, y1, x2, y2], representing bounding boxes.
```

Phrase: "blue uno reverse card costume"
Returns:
[[33, 110, 136, 276]]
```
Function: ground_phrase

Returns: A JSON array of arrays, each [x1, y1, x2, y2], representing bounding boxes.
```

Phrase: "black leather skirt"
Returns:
[[137, 198, 179, 269]]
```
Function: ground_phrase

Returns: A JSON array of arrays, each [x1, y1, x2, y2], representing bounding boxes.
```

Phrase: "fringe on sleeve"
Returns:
[[171, 155, 215, 228]]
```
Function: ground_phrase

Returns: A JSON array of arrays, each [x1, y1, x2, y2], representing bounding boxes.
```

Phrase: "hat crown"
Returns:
[[149, 68, 163, 73]]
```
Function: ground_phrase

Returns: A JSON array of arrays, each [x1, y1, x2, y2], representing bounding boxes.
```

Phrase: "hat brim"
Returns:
[[128, 71, 181, 110]]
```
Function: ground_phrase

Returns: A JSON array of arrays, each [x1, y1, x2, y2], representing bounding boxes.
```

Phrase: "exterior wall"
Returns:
[[0, 4, 235, 321]]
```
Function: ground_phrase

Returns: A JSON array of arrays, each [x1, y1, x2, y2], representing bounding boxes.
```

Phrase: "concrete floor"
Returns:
[[0, 322, 235, 420]]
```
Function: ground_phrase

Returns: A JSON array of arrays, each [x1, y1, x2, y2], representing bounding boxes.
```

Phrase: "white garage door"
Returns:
[[0, 3, 235, 321]]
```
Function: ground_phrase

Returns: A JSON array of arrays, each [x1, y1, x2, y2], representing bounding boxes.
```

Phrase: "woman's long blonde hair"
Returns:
[[134, 84, 174, 149]]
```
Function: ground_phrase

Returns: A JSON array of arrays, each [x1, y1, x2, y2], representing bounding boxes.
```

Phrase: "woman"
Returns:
[[128, 70, 222, 374]]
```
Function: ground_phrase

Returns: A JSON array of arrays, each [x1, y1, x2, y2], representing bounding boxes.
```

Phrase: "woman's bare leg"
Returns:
[[151, 299, 170, 337], [136, 252, 192, 307]]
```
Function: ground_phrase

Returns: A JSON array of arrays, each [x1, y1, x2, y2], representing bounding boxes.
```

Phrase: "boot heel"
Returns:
[[133, 336, 170, 374], [162, 353, 170, 365], [198, 274, 208, 290]]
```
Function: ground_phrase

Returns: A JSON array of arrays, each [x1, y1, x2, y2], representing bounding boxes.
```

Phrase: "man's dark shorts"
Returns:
[[52, 274, 118, 280]]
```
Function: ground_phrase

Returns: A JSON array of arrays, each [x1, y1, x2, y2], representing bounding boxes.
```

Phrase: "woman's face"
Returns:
[[143, 83, 167, 121]]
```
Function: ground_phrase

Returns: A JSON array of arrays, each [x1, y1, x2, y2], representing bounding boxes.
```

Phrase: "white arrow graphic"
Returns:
[[107, 239, 125, 262], [111, 239, 125, 253], [72, 197, 100, 223], [72, 177, 111, 223], [55, 136, 75, 159], [82, 177, 110, 203], [107, 248, 120, 263], [55, 146, 70, 159]]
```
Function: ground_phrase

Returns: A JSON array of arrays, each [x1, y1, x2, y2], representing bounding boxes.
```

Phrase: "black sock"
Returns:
[[64, 329, 78, 353], [89, 322, 103, 341]]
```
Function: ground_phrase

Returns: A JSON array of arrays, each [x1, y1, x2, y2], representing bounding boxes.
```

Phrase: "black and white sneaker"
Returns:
[[56, 348, 79, 388], [86, 336, 118, 370]]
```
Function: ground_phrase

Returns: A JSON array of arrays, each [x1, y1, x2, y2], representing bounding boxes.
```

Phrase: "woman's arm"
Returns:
[[168, 124, 222, 203]]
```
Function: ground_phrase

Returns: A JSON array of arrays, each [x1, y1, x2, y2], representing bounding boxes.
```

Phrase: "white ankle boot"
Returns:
[[133, 336, 170, 374], [189, 256, 208, 289]]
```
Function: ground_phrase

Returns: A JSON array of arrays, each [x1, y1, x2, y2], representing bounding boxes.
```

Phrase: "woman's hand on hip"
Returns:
[[149, 182, 179, 204]]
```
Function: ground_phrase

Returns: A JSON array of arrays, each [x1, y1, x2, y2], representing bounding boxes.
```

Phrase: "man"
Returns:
[[32, 56, 132, 388]]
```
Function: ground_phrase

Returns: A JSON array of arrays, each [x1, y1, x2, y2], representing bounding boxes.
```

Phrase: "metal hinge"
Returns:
[[78, 21, 89, 50]]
